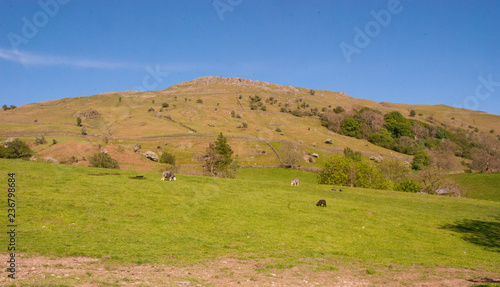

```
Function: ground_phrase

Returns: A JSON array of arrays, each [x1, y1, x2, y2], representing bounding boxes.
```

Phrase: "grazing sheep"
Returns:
[[161, 171, 176, 181], [316, 199, 327, 207], [291, 178, 299, 186]]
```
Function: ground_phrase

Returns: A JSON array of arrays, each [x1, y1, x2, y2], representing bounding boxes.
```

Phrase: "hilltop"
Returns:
[[0, 76, 499, 173]]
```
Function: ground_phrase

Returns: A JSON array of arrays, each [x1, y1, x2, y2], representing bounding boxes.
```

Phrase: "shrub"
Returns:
[[0, 138, 33, 158], [196, 99, 203, 104], [412, 150, 431, 170], [343, 147, 362, 162], [231, 111, 236, 117], [89, 152, 119, 169], [368, 128, 394, 149], [148, 107, 155, 112], [162, 102, 169, 108], [384, 111, 414, 138], [81, 128, 87, 135], [52, 139, 57, 145], [34, 136, 47, 145], [275, 128, 282, 132], [395, 178, 423, 193], [76, 117, 82, 126], [160, 151, 176, 165], [340, 117, 361, 137], [409, 110, 416, 117], [309, 89, 315, 95], [333, 106, 344, 114], [318, 155, 389, 189]]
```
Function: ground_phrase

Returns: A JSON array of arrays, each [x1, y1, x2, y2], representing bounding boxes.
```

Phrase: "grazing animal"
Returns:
[[316, 199, 327, 207], [161, 171, 176, 181], [339, 189, 343, 192], [291, 178, 299, 186]]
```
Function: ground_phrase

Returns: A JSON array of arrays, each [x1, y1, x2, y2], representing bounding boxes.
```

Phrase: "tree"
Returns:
[[89, 152, 119, 169], [340, 117, 361, 137], [384, 111, 414, 138], [318, 155, 389, 189], [409, 110, 416, 117], [470, 134, 500, 172], [0, 138, 33, 158], [76, 117, 82, 126], [368, 127, 394, 149], [203, 133, 235, 177]]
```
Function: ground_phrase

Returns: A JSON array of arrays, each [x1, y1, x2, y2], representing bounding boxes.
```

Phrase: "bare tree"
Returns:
[[470, 134, 500, 172]]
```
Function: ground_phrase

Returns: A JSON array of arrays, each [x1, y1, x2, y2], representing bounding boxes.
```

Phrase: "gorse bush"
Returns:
[[89, 152, 119, 169]]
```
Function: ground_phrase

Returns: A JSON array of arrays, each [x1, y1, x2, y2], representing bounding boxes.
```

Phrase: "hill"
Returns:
[[1, 76, 499, 174]]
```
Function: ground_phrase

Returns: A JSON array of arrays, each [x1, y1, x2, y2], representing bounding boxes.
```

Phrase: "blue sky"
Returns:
[[1, 0, 499, 115]]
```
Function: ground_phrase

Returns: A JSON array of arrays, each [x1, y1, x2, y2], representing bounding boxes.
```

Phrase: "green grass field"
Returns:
[[1, 159, 499, 273], [452, 172, 500, 202]]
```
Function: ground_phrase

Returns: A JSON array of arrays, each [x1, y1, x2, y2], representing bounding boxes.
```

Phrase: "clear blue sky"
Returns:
[[1, 0, 499, 115]]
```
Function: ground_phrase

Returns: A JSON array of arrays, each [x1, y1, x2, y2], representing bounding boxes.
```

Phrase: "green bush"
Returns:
[[412, 150, 431, 170], [275, 128, 282, 132], [89, 152, 119, 169], [0, 139, 33, 158], [333, 106, 344, 113], [384, 111, 414, 138], [162, 102, 169, 108], [344, 147, 362, 162], [368, 128, 394, 149], [160, 151, 176, 165], [340, 117, 361, 137], [395, 178, 423, 193], [318, 155, 389, 189]]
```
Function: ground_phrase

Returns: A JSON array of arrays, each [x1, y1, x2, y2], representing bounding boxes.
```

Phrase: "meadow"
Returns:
[[452, 172, 500, 202], [1, 159, 498, 276]]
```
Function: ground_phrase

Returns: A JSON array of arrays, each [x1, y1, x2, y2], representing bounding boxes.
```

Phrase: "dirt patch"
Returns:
[[1, 254, 498, 286]]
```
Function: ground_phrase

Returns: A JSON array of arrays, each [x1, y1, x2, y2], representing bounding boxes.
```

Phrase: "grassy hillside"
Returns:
[[452, 172, 500, 202], [2, 159, 499, 272], [1, 76, 499, 173]]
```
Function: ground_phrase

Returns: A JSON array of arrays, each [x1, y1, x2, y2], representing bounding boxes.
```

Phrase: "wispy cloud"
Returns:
[[0, 48, 224, 73], [0, 48, 137, 69]]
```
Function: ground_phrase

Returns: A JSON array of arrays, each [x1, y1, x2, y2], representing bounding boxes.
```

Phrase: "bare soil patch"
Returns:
[[1, 254, 498, 286]]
